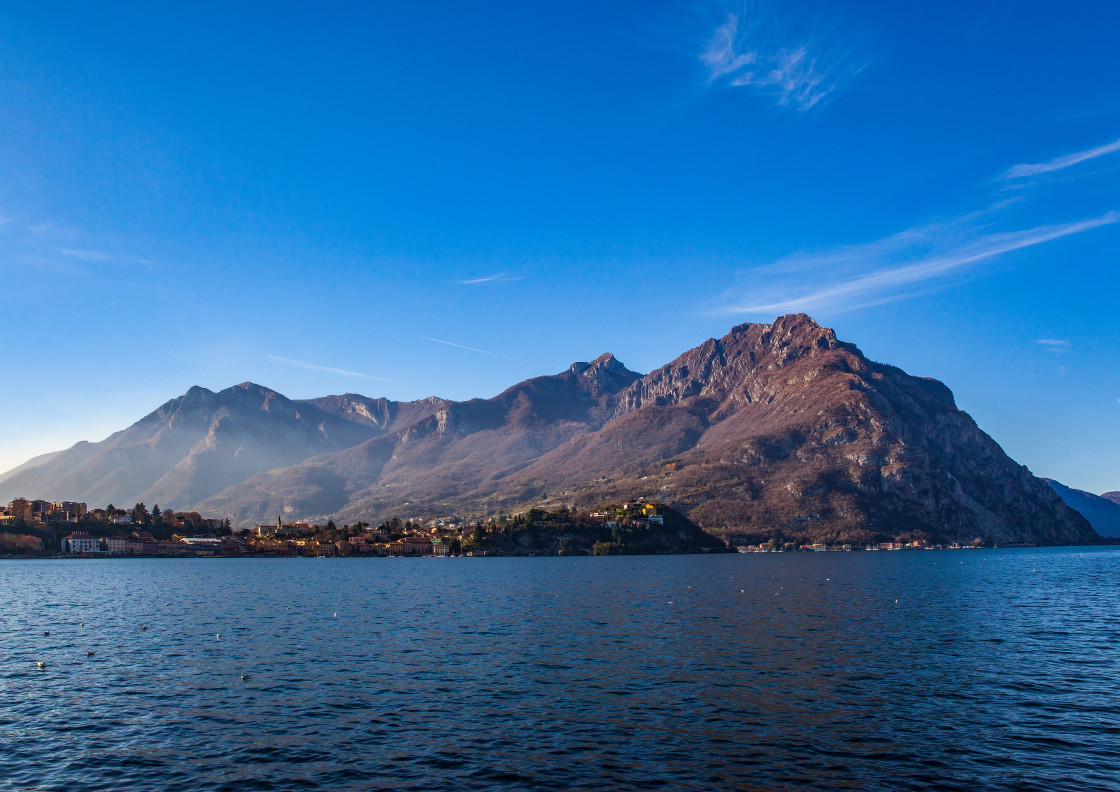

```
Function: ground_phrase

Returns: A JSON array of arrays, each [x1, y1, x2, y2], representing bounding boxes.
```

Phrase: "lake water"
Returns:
[[2, 548, 1119, 791]]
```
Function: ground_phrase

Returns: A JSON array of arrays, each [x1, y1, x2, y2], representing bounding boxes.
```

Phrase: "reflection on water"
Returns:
[[1, 549, 1118, 791]]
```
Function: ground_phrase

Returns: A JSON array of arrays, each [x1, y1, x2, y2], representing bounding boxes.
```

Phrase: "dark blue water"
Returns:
[[2, 549, 1119, 791]]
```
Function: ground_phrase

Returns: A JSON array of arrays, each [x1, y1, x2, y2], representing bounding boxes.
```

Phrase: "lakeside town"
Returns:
[[1, 496, 728, 557], [1, 496, 1013, 557]]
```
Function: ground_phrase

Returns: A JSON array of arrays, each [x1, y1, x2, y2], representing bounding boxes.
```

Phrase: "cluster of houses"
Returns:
[[24, 497, 690, 558], [56, 524, 457, 558], [737, 539, 972, 552], [2, 498, 88, 525], [249, 519, 452, 557]]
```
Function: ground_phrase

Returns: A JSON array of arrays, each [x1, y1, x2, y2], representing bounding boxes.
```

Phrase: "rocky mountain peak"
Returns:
[[568, 352, 627, 375], [565, 352, 641, 401]]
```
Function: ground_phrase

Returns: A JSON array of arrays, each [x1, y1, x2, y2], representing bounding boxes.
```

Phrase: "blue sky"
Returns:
[[1, 1, 1118, 493]]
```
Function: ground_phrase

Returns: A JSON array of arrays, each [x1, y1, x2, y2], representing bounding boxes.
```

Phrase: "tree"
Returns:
[[152, 505, 161, 522], [326, 519, 337, 531], [132, 503, 151, 527]]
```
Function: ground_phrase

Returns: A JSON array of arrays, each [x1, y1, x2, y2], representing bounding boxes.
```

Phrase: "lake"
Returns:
[[2, 548, 1118, 791]]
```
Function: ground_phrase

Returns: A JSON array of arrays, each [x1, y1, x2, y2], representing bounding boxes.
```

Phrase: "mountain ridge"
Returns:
[[1, 315, 1097, 546]]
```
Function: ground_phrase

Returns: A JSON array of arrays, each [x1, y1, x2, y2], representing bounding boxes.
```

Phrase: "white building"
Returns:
[[62, 533, 102, 554]]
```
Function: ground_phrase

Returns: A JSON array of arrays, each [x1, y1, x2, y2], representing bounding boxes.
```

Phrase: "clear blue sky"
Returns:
[[1, 1, 1117, 493]]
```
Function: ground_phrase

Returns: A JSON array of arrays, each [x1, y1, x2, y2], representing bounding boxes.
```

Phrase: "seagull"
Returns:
[[140, 625, 147, 631], [37, 661, 45, 670], [86, 650, 95, 657], [333, 612, 338, 618], [216, 633, 221, 641], [43, 630, 49, 637], [241, 673, 249, 681]]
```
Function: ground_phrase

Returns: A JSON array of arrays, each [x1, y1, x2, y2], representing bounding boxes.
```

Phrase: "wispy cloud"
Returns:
[[701, 11, 865, 111], [1037, 339, 1071, 352], [1003, 137, 1120, 180], [712, 212, 1118, 315], [420, 336, 516, 359], [267, 355, 389, 381], [58, 248, 110, 261], [28, 222, 52, 234], [457, 273, 523, 285]]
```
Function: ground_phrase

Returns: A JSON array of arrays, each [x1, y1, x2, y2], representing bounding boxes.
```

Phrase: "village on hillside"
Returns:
[[1, 497, 730, 557]]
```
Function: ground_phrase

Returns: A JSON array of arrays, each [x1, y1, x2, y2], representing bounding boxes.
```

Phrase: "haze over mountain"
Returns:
[[2, 316, 1095, 546], [0, 384, 444, 510]]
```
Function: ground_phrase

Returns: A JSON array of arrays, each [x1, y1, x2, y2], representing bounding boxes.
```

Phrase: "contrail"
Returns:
[[420, 337, 517, 359]]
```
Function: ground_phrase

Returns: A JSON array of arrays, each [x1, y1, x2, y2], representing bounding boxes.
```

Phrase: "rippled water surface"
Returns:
[[2, 549, 1119, 791]]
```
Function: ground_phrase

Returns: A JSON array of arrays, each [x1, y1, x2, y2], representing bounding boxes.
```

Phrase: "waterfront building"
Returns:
[[62, 532, 101, 554]]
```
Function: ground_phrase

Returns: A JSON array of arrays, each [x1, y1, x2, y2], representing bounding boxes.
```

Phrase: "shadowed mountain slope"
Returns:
[[1045, 479, 1120, 538]]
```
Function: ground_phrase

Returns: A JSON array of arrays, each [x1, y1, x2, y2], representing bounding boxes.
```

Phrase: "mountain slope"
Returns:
[[1045, 479, 1120, 538], [0, 449, 66, 488], [196, 354, 642, 523]]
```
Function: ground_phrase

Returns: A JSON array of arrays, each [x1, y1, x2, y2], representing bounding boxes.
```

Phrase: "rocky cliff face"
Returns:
[[2, 316, 1097, 545]]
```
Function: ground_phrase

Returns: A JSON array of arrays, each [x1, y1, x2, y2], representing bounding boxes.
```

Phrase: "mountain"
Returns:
[[0, 449, 64, 488], [483, 315, 1093, 546], [1044, 480, 1120, 539], [0, 383, 443, 510], [1102, 492, 1120, 507], [196, 353, 641, 524], [2, 315, 1096, 546]]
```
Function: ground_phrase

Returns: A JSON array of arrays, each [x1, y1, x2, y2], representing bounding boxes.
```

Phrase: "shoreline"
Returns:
[[3, 543, 1109, 561]]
